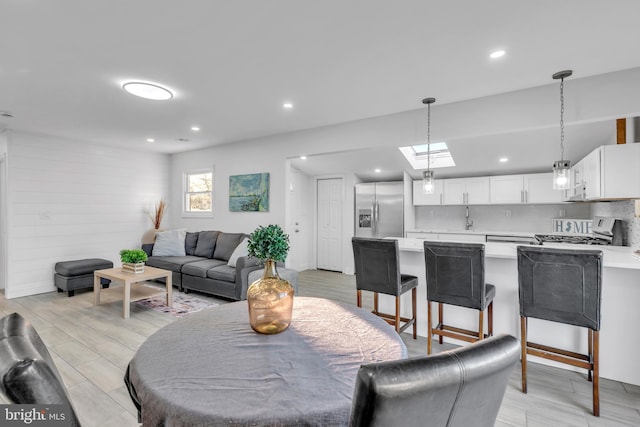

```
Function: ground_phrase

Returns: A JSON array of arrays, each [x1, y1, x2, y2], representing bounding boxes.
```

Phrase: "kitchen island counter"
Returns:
[[382, 237, 640, 385]]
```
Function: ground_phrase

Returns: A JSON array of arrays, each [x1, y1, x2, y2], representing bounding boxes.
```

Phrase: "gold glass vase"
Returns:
[[247, 260, 294, 334]]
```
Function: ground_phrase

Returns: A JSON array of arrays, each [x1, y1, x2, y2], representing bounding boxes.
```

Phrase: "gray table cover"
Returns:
[[127, 296, 407, 426]]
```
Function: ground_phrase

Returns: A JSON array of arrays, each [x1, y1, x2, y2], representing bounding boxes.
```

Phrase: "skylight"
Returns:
[[398, 142, 456, 170]]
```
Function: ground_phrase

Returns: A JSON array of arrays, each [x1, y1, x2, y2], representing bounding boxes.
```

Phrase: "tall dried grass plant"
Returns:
[[149, 198, 167, 230]]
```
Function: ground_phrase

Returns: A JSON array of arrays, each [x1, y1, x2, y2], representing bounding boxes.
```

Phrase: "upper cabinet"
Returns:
[[443, 177, 490, 205], [490, 173, 564, 204], [412, 179, 444, 205], [565, 143, 640, 201]]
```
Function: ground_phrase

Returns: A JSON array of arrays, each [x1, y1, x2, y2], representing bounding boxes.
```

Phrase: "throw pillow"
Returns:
[[214, 233, 246, 261], [227, 238, 249, 267], [152, 229, 187, 256]]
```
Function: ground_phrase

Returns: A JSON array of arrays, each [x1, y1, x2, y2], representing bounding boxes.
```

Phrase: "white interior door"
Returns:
[[317, 178, 343, 272]]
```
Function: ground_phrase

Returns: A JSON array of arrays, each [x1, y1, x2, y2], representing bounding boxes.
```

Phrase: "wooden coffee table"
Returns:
[[94, 266, 172, 318]]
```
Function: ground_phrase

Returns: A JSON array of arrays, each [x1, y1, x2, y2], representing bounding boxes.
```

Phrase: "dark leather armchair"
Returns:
[[0, 312, 81, 427], [352, 237, 418, 337], [350, 334, 519, 427], [517, 246, 603, 416]]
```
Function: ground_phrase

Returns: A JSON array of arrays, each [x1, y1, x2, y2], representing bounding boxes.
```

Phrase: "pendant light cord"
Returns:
[[427, 103, 431, 171], [559, 76, 565, 161]]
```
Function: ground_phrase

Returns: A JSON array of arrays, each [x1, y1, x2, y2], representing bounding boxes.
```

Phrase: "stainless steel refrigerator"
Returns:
[[355, 182, 404, 238]]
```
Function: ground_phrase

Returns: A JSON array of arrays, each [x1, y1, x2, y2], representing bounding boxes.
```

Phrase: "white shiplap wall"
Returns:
[[5, 132, 170, 299]]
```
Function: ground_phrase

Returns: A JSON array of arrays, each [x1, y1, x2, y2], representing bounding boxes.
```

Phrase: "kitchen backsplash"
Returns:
[[592, 200, 639, 247], [414, 201, 640, 247], [414, 204, 591, 234]]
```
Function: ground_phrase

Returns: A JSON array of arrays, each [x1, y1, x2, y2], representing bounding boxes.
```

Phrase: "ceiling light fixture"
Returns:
[[300, 156, 307, 160], [191, 126, 200, 132], [552, 70, 573, 190], [490, 50, 506, 59], [283, 102, 293, 109], [499, 157, 508, 163], [146, 138, 155, 143], [122, 81, 173, 100], [374, 168, 381, 173], [422, 97, 436, 194]]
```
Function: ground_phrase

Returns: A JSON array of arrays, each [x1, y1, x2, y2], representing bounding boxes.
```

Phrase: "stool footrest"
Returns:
[[433, 323, 489, 343], [526, 341, 592, 370]]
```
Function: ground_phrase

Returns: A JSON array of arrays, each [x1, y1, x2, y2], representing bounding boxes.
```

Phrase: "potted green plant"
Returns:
[[120, 249, 148, 274], [246, 225, 293, 334]]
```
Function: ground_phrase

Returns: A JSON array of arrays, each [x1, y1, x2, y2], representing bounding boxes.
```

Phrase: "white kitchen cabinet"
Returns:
[[581, 148, 601, 200], [524, 173, 565, 204], [491, 173, 564, 204], [412, 179, 444, 205], [600, 143, 640, 199], [443, 177, 490, 205]]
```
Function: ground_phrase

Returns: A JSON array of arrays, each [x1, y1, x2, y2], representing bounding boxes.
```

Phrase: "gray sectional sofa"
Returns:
[[142, 231, 262, 301]]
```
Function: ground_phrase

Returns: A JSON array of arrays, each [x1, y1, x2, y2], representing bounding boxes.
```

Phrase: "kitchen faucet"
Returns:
[[465, 206, 473, 231]]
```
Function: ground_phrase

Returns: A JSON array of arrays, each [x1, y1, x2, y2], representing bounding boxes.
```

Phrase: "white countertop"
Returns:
[[395, 237, 640, 270]]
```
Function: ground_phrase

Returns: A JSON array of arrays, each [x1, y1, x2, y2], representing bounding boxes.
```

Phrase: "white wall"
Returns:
[[5, 132, 169, 299], [0, 132, 7, 290]]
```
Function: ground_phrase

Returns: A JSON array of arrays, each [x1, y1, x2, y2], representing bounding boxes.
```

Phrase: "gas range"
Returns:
[[533, 234, 611, 245], [534, 216, 624, 246]]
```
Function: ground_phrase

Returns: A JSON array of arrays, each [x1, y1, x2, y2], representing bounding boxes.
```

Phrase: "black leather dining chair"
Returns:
[[517, 246, 603, 417], [352, 237, 418, 338], [423, 241, 495, 354], [349, 334, 519, 427], [0, 312, 81, 427]]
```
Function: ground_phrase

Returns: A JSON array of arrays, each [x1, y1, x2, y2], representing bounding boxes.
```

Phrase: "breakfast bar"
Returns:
[[378, 238, 640, 386]]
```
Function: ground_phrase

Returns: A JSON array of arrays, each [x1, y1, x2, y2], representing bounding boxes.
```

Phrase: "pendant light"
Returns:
[[422, 97, 436, 194], [552, 70, 572, 190]]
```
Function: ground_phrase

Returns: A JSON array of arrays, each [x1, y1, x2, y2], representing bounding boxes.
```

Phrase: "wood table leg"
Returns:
[[123, 281, 131, 319], [93, 274, 101, 305]]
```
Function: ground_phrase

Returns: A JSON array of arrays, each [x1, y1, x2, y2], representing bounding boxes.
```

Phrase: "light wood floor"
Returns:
[[1, 270, 638, 427]]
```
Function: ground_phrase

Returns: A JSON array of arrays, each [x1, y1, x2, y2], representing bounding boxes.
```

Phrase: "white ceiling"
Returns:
[[2, 1, 640, 178]]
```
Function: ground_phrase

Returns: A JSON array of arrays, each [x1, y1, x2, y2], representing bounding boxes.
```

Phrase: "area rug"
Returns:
[[134, 289, 219, 318]]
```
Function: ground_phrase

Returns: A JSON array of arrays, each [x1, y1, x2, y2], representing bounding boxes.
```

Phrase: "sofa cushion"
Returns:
[[182, 259, 226, 278], [195, 231, 220, 258], [207, 264, 236, 282], [213, 233, 246, 262], [152, 229, 187, 256], [146, 256, 203, 273], [185, 232, 199, 256], [227, 238, 249, 268]]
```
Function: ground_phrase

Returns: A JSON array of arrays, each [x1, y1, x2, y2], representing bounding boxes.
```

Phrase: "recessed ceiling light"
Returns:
[[374, 168, 381, 173], [122, 81, 173, 100], [146, 138, 155, 143], [499, 157, 508, 162], [283, 102, 293, 109], [300, 156, 307, 160], [191, 126, 200, 132], [490, 50, 506, 59]]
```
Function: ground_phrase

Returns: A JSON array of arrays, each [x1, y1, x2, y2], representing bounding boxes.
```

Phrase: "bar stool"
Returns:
[[352, 237, 418, 338], [423, 241, 495, 354], [517, 246, 602, 417]]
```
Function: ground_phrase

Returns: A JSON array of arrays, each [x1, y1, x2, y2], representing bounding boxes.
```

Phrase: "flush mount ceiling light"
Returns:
[[191, 126, 200, 132], [490, 50, 506, 59], [422, 97, 436, 194], [283, 102, 293, 109], [300, 156, 307, 160], [375, 168, 381, 173], [122, 81, 173, 100], [146, 138, 155, 143], [499, 157, 508, 163], [552, 70, 573, 190]]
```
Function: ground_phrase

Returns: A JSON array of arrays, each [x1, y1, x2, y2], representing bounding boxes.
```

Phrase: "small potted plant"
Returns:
[[246, 225, 293, 334], [120, 249, 148, 274]]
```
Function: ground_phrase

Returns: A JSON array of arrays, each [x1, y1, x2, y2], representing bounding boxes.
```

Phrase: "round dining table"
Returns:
[[125, 296, 407, 426]]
